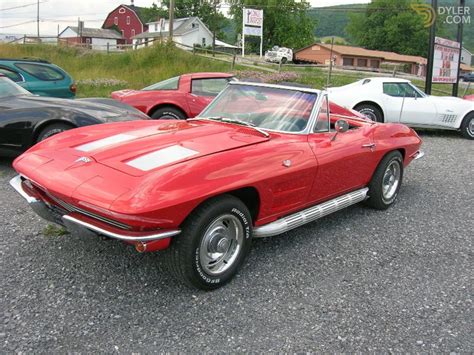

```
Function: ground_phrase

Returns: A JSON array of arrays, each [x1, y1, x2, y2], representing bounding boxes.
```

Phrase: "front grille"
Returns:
[[28, 180, 131, 230]]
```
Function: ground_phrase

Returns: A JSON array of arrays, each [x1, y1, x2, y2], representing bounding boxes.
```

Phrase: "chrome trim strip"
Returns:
[[62, 215, 181, 242], [9, 175, 38, 203], [253, 188, 369, 238]]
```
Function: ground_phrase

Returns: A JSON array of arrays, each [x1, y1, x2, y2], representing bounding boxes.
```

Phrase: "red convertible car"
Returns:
[[11, 82, 423, 290], [464, 94, 474, 102], [111, 72, 234, 119]]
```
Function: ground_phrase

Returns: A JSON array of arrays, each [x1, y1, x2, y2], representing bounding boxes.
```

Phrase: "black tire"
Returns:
[[354, 103, 384, 123], [165, 195, 252, 290], [150, 106, 186, 120], [365, 151, 404, 210], [460, 112, 474, 140], [36, 123, 73, 142], [281, 57, 288, 64]]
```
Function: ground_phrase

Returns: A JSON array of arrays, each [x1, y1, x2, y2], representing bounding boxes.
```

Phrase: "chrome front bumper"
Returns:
[[9, 175, 181, 242]]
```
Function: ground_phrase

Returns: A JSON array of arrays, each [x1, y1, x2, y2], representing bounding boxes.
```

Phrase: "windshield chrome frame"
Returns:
[[195, 81, 323, 135]]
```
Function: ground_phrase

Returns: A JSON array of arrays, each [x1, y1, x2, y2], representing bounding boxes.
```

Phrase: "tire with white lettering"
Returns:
[[165, 195, 252, 290], [150, 106, 186, 120]]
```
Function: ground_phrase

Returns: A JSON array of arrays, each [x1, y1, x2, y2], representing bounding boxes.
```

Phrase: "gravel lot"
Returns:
[[1, 131, 472, 352]]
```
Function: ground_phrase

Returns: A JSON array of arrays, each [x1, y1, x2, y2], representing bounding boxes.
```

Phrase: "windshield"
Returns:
[[0, 77, 31, 98], [199, 84, 318, 133]]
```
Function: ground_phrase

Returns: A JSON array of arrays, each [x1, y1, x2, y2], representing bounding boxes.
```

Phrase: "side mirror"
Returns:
[[331, 119, 349, 141], [335, 119, 349, 133]]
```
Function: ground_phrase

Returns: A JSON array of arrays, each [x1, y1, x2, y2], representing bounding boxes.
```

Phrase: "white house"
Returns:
[[132, 17, 213, 49], [461, 47, 472, 66], [58, 26, 123, 51]]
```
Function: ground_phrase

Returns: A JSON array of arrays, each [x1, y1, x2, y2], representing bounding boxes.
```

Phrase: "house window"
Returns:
[[119, 7, 125, 14], [131, 29, 135, 37], [126, 16, 130, 25], [342, 57, 353, 66], [114, 17, 118, 25], [154, 23, 158, 31], [370, 59, 379, 68], [85, 38, 91, 44], [357, 58, 368, 67], [192, 23, 198, 29], [202, 38, 206, 47]]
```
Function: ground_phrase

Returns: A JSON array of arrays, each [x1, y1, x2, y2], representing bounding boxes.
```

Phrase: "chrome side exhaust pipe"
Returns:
[[253, 188, 369, 238]]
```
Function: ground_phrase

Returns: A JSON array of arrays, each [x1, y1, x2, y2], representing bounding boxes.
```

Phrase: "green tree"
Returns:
[[346, 0, 432, 56], [229, 0, 315, 52]]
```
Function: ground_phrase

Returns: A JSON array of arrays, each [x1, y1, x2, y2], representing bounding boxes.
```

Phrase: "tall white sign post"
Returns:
[[242, 8, 263, 58]]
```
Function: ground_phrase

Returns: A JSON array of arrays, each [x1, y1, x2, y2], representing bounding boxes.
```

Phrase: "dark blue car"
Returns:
[[0, 58, 76, 98]]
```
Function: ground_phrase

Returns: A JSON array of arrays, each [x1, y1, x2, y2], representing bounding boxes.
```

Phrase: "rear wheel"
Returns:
[[36, 123, 73, 142], [151, 106, 186, 120], [365, 151, 404, 210], [460, 112, 474, 140], [354, 103, 383, 123], [165, 195, 252, 290]]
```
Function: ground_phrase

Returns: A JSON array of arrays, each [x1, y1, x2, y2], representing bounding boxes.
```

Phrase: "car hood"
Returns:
[[20, 119, 270, 177], [428, 95, 474, 111], [10, 95, 125, 113]]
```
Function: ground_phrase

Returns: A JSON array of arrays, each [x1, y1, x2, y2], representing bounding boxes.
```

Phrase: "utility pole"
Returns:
[[425, 0, 437, 95], [169, 0, 174, 42], [212, 0, 218, 56], [452, 0, 465, 97], [36, 0, 40, 38]]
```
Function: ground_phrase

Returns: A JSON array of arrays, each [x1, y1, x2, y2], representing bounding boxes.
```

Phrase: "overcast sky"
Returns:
[[0, 0, 371, 36]]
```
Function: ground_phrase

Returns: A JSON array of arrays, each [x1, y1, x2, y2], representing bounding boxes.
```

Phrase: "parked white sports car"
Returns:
[[329, 77, 474, 139]]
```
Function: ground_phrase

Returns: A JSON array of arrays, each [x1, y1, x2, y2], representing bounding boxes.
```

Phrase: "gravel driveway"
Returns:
[[1, 131, 472, 352]]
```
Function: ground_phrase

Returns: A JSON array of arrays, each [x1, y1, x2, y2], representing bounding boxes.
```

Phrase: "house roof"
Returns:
[[296, 43, 427, 64], [133, 17, 212, 39], [61, 26, 123, 39], [123, 5, 149, 24]]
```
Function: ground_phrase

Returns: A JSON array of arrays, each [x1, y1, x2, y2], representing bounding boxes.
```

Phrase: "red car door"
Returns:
[[307, 96, 379, 203]]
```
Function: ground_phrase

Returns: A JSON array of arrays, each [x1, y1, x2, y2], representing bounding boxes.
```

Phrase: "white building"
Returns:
[[132, 17, 213, 49], [461, 47, 472, 66], [58, 26, 123, 51]]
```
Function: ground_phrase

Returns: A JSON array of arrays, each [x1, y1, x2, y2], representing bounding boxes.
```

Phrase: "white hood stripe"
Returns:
[[76, 134, 136, 152], [126, 145, 199, 171]]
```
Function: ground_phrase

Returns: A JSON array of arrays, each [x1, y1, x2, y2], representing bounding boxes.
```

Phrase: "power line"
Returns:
[[0, 20, 37, 29], [0, 1, 48, 12]]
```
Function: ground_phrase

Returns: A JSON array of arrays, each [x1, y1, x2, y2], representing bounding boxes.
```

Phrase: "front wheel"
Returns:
[[365, 151, 404, 210], [164, 195, 252, 290], [460, 113, 474, 140]]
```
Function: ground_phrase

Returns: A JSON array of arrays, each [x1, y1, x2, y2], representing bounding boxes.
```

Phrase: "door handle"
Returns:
[[362, 143, 376, 149]]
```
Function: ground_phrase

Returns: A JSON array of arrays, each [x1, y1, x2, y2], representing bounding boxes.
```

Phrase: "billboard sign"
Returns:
[[242, 8, 264, 57], [433, 37, 461, 83]]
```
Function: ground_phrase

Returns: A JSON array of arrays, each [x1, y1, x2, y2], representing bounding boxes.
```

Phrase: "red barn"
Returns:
[[102, 1, 150, 44]]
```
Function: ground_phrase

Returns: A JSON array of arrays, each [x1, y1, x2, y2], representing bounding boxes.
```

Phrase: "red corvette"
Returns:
[[11, 82, 423, 290], [464, 94, 474, 101], [111, 72, 234, 119]]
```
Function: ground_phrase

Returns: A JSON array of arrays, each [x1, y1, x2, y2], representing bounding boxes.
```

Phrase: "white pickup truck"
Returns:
[[264, 46, 293, 63]]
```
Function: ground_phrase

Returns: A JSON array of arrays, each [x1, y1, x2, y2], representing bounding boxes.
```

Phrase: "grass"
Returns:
[[43, 224, 69, 237], [1, 42, 472, 98], [0, 43, 239, 98]]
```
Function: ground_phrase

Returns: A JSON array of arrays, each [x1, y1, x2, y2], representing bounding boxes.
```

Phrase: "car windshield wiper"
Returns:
[[190, 116, 270, 138]]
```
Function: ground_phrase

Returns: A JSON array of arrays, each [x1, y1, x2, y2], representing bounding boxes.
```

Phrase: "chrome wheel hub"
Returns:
[[359, 109, 377, 121], [382, 161, 401, 201], [199, 214, 244, 275], [468, 119, 474, 136]]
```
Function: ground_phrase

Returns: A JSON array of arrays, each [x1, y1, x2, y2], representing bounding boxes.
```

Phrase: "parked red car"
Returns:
[[111, 72, 234, 119], [464, 94, 474, 101], [11, 82, 423, 290]]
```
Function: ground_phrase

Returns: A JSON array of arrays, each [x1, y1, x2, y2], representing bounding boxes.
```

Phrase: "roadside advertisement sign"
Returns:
[[433, 37, 461, 83], [242, 8, 263, 57]]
